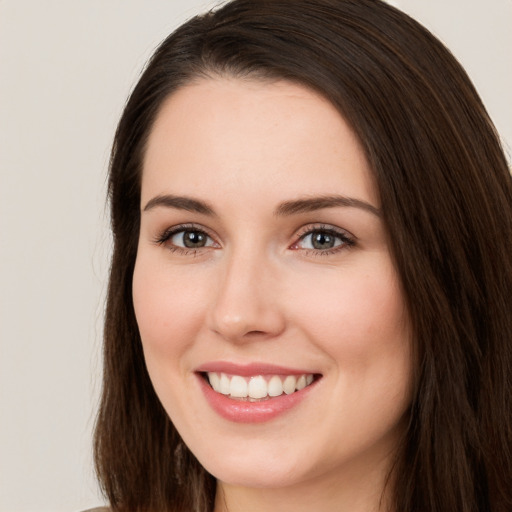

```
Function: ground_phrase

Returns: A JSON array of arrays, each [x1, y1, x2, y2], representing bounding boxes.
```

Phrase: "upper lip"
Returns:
[[195, 361, 319, 376]]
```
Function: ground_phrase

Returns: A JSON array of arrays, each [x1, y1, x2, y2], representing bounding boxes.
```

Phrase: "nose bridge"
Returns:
[[208, 241, 284, 341]]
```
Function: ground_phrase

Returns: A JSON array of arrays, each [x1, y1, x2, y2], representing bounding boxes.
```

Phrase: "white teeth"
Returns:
[[207, 372, 314, 400], [209, 372, 220, 392], [206, 372, 316, 399], [296, 374, 307, 390], [219, 373, 230, 395], [230, 375, 248, 398], [268, 375, 283, 397], [283, 375, 296, 395], [248, 375, 267, 399]]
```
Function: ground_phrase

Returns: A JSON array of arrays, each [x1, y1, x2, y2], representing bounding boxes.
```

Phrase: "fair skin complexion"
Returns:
[[133, 77, 412, 512]]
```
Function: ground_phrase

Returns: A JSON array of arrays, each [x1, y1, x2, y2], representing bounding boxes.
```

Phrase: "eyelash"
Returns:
[[153, 223, 355, 257], [293, 224, 356, 255], [153, 223, 216, 256]]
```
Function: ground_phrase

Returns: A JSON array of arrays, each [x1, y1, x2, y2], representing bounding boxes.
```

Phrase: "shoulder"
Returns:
[[80, 508, 111, 512]]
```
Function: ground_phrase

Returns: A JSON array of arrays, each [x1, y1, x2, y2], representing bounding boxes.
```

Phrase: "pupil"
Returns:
[[312, 232, 334, 249], [183, 231, 206, 248]]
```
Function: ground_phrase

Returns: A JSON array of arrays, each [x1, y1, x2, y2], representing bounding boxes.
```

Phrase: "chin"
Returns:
[[204, 458, 304, 489], [193, 434, 339, 491]]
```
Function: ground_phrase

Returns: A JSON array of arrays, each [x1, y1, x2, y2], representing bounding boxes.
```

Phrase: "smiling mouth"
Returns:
[[202, 372, 320, 402]]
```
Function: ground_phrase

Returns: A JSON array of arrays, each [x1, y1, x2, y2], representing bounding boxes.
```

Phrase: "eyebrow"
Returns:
[[143, 194, 216, 215], [275, 195, 381, 217], [143, 193, 381, 217]]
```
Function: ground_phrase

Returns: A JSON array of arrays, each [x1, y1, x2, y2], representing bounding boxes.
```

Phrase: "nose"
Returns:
[[207, 248, 286, 343]]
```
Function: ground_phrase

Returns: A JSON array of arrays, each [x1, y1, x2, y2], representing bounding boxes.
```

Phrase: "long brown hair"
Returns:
[[94, 1, 512, 510]]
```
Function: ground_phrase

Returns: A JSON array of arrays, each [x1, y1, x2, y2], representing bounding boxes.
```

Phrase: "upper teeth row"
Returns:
[[207, 372, 314, 399]]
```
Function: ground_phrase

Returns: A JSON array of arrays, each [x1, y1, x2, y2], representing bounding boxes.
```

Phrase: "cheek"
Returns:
[[132, 255, 213, 422], [298, 261, 412, 431], [290, 257, 413, 416], [292, 261, 408, 360], [132, 256, 206, 360]]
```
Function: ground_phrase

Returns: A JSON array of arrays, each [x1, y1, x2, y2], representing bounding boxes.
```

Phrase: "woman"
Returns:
[[93, 0, 512, 511]]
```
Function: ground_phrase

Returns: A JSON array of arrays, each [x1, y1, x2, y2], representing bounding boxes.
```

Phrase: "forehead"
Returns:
[[141, 78, 377, 209]]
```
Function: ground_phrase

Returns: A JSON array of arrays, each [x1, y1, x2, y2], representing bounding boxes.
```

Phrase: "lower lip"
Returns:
[[197, 374, 317, 423]]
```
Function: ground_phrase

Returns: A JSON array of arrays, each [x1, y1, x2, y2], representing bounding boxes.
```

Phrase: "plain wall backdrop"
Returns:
[[0, 1, 510, 511]]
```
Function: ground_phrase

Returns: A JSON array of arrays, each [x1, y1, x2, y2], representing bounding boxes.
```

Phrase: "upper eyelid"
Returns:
[[155, 223, 217, 244], [294, 223, 355, 240]]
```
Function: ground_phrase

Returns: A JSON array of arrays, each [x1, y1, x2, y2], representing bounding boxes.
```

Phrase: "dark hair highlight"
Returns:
[[94, 1, 512, 511]]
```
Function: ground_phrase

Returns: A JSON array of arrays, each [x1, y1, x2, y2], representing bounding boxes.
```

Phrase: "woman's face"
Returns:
[[133, 78, 412, 492]]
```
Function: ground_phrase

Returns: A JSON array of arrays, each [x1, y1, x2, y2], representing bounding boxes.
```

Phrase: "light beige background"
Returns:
[[0, 1, 510, 511]]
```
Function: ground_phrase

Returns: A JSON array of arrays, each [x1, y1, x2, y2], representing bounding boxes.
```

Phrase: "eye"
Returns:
[[154, 224, 218, 253], [170, 229, 214, 249], [292, 225, 355, 254]]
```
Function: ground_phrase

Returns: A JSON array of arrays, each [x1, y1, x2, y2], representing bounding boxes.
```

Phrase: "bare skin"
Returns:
[[134, 78, 411, 512]]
